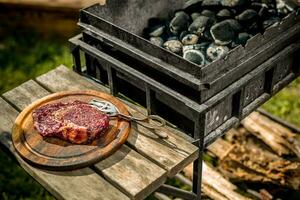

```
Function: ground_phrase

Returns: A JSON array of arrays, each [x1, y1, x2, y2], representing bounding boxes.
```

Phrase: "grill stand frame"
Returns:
[[70, 34, 300, 200]]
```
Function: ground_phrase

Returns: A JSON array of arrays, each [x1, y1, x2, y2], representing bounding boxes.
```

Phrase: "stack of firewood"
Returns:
[[182, 111, 300, 200]]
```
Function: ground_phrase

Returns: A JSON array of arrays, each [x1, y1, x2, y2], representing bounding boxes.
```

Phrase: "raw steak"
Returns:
[[32, 100, 110, 144]]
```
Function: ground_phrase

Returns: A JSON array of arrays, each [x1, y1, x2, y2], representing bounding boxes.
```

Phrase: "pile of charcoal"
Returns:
[[143, 0, 296, 66]]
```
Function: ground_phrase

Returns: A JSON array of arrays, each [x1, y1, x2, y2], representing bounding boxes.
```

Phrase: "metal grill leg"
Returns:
[[193, 143, 204, 200], [85, 53, 93, 76], [193, 114, 205, 200], [157, 184, 197, 199], [146, 86, 156, 115], [107, 67, 118, 96], [71, 47, 82, 74]]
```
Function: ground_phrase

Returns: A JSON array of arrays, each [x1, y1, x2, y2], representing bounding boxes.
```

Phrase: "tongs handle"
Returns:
[[117, 114, 165, 127], [112, 113, 168, 138], [90, 99, 168, 138]]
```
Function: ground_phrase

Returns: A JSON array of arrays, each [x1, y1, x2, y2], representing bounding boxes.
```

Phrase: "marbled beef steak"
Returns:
[[32, 100, 110, 144]]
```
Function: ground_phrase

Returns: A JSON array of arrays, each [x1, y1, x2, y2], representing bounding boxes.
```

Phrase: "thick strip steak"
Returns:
[[32, 100, 109, 144]]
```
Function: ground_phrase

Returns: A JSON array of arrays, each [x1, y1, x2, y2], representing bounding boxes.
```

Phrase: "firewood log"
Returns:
[[183, 162, 251, 200], [207, 134, 300, 190], [242, 112, 300, 158]]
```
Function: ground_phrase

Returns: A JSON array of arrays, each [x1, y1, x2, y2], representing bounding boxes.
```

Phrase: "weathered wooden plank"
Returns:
[[0, 98, 19, 149], [127, 128, 189, 177], [206, 137, 233, 160], [0, 97, 130, 200], [3, 80, 49, 110], [183, 162, 251, 200], [242, 112, 300, 158], [126, 112, 198, 177], [36, 65, 107, 92], [94, 145, 167, 200], [36, 65, 198, 176]]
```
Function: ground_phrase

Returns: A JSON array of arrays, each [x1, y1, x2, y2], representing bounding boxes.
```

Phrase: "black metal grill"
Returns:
[[69, 1, 300, 199], [69, 1, 300, 142], [70, 33, 300, 142]]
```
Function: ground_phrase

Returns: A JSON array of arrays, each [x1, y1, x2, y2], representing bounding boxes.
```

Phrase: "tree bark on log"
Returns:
[[207, 129, 300, 190], [183, 162, 251, 200], [241, 112, 300, 158], [182, 112, 300, 199]]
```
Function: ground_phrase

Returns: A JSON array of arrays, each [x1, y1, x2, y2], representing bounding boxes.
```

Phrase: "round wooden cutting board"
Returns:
[[12, 90, 131, 170]]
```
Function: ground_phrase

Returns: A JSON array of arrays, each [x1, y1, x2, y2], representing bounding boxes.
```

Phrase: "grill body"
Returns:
[[69, 2, 300, 199], [78, 1, 300, 103], [70, 34, 300, 145], [70, 1, 300, 144]]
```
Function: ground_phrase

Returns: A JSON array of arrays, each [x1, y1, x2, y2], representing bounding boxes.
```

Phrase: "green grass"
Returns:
[[262, 78, 300, 127], [0, 31, 72, 94], [0, 30, 299, 199], [0, 152, 54, 200]]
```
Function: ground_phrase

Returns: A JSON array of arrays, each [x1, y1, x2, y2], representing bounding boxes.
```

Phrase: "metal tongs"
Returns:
[[89, 99, 168, 138]]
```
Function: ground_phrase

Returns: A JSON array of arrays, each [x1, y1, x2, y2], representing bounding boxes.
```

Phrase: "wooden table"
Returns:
[[0, 65, 198, 200]]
